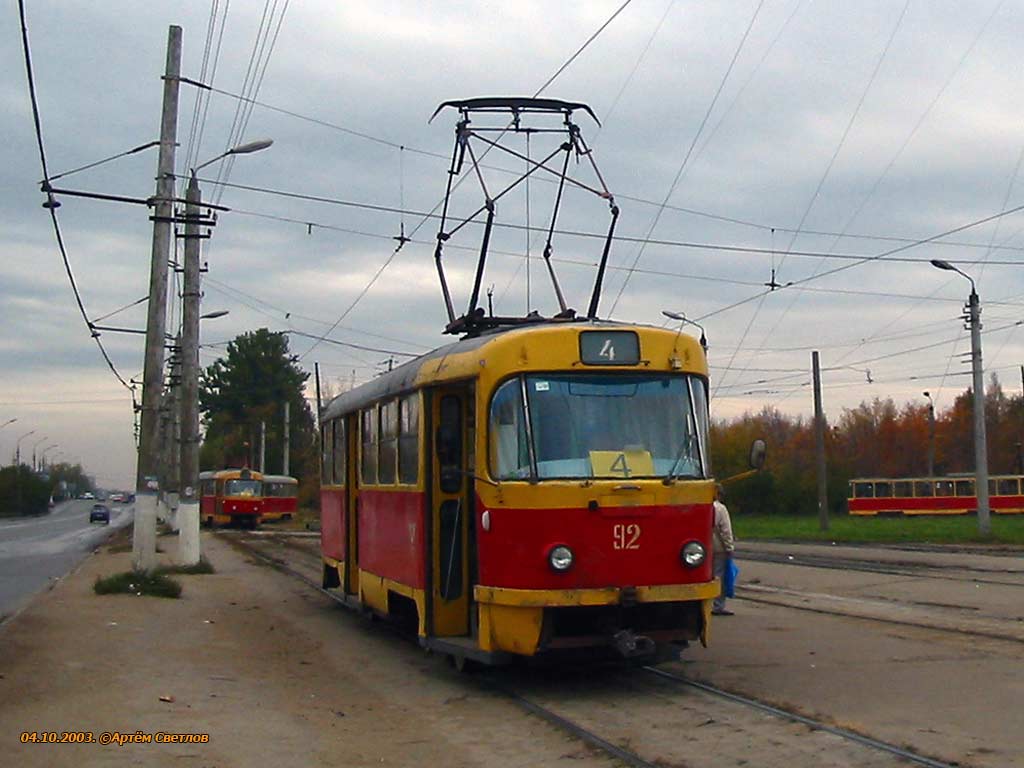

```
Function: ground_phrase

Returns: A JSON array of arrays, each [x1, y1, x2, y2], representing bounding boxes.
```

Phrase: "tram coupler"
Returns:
[[611, 629, 656, 659]]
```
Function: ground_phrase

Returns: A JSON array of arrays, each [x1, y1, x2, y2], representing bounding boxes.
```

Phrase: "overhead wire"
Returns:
[[17, 0, 135, 399], [759, 0, 1007, 410], [608, 0, 766, 315], [715, 1, 910, 398], [296, 1, 638, 361], [195, 75, 1024, 257]]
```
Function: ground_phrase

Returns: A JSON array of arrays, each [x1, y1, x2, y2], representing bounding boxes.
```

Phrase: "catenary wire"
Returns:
[[17, 0, 135, 397]]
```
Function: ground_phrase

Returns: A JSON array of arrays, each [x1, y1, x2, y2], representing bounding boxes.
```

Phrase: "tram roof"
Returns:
[[199, 468, 263, 481], [321, 319, 704, 421], [262, 474, 298, 484]]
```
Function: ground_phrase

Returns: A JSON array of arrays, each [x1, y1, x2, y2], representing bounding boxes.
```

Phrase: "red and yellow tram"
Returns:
[[849, 475, 1024, 515], [261, 474, 298, 522], [319, 321, 726, 664], [200, 468, 264, 527]]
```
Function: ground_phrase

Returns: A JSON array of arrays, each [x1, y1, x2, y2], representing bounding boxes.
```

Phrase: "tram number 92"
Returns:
[[613, 523, 641, 550]]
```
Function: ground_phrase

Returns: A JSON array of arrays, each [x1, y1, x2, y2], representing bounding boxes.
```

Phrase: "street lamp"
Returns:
[[930, 259, 990, 535], [15, 430, 35, 465], [192, 139, 273, 175], [40, 444, 58, 470], [31, 436, 48, 472], [923, 391, 935, 478], [662, 310, 708, 352], [175, 141, 272, 566]]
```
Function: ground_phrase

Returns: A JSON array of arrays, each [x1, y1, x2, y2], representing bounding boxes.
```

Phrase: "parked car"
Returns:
[[81, 492, 95, 500], [89, 504, 110, 524]]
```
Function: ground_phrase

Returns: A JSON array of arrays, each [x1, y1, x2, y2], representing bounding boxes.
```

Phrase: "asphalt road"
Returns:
[[0, 499, 132, 621]]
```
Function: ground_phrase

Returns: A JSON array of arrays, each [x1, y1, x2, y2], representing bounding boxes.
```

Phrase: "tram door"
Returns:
[[344, 413, 360, 597], [430, 387, 472, 636]]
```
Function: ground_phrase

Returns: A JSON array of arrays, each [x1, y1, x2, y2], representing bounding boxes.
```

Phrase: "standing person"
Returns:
[[712, 483, 735, 616]]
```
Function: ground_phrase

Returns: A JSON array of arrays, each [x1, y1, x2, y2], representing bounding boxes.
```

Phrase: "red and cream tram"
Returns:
[[319, 322, 729, 664], [849, 475, 1024, 515], [261, 474, 299, 522], [199, 468, 264, 527]]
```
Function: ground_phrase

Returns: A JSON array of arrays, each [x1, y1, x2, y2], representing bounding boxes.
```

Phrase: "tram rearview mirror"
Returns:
[[749, 438, 767, 470]]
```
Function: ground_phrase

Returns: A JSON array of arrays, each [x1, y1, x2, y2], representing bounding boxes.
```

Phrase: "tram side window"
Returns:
[[332, 418, 346, 486], [361, 408, 378, 484], [321, 422, 333, 485], [399, 394, 419, 485], [852, 482, 874, 498], [489, 378, 531, 480], [893, 481, 912, 498], [875, 482, 892, 498], [998, 478, 1019, 495], [955, 479, 974, 497], [914, 480, 933, 497], [934, 480, 954, 497], [379, 401, 398, 485]]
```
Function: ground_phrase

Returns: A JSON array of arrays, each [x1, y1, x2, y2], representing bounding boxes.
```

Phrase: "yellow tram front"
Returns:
[[320, 321, 719, 663]]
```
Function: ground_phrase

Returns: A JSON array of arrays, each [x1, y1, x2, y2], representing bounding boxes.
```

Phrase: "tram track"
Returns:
[[737, 549, 1024, 589], [220, 529, 971, 768]]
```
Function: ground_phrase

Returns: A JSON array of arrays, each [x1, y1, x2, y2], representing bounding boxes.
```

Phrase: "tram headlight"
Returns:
[[680, 541, 706, 568], [548, 545, 574, 572]]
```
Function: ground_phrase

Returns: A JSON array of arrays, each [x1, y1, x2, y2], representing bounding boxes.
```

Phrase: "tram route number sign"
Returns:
[[579, 330, 640, 366]]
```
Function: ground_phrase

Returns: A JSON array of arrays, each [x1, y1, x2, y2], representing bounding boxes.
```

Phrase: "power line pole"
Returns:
[[133, 25, 181, 572], [812, 351, 829, 532], [259, 420, 266, 473], [177, 174, 203, 565], [283, 401, 290, 475], [967, 290, 991, 535]]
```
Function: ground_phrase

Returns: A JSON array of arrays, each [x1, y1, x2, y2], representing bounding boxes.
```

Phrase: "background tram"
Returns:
[[848, 475, 1024, 515], [199, 468, 264, 527], [320, 322, 726, 664], [261, 474, 298, 522]]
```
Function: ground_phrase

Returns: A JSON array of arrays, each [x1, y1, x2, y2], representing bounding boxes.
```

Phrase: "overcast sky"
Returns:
[[4, 1, 1024, 489]]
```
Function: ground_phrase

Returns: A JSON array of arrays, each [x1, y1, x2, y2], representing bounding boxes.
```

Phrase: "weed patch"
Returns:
[[94, 570, 182, 599]]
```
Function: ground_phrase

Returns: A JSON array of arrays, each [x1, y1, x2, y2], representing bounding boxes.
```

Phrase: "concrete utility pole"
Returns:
[[134, 25, 181, 572], [967, 289, 992, 535], [177, 175, 202, 565], [283, 401, 290, 475], [812, 351, 829, 532], [923, 391, 935, 478], [931, 259, 990, 536], [165, 338, 182, 525], [259, 420, 266, 473]]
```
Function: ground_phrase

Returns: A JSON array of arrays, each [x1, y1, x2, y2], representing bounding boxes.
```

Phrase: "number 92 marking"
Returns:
[[613, 523, 641, 550]]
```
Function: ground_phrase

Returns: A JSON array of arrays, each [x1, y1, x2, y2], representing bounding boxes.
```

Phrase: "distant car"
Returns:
[[109, 492, 125, 503], [89, 504, 110, 524], [82, 492, 95, 500]]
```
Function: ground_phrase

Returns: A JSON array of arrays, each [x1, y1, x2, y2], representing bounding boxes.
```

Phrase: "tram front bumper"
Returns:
[[473, 582, 720, 656]]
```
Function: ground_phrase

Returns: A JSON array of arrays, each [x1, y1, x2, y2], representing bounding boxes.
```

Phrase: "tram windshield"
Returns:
[[490, 373, 709, 480], [224, 479, 261, 497]]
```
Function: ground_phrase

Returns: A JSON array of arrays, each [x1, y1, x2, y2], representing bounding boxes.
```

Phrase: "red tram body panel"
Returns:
[[261, 474, 299, 522]]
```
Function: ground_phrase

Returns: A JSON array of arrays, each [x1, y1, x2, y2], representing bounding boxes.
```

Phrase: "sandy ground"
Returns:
[[0, 532, 613, 767], [3, 529, 1021, 767]]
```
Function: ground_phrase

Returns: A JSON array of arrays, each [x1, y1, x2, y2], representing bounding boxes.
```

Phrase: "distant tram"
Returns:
[[199, 468, 264, 527], [848, 475, 1024, 515], [319, 321, 741, 665], [262, 474, 299, 522]]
